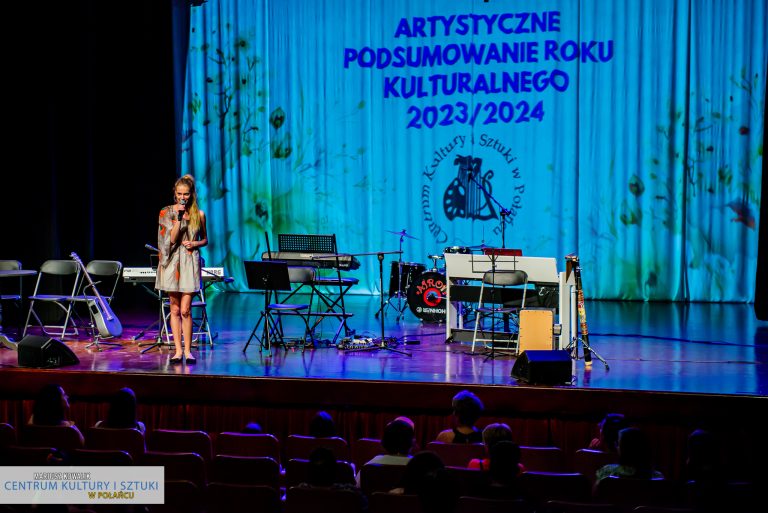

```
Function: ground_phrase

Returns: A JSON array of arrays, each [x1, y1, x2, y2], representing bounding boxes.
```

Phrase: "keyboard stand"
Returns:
[[137, 288, 166, 354], [129, 280, 162, 341]]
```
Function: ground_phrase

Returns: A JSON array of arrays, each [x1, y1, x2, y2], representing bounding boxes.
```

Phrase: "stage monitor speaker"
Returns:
[[511, 349, 572, 385], [518, 308, 554, 352], [17, 335, 79, 368]]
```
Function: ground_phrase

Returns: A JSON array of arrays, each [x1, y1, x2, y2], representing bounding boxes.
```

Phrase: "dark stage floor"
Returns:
[[2, 293, 767, 397]]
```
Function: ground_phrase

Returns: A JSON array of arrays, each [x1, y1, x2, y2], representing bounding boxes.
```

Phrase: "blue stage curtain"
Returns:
[[179, 0, 765, 301]]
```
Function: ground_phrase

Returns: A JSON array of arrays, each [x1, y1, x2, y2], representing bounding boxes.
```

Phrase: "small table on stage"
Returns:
[[0, 269, 38, 343]]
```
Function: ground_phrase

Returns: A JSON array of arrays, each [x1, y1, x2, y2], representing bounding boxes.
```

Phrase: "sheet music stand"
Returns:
[[242, 260, 312, 353]]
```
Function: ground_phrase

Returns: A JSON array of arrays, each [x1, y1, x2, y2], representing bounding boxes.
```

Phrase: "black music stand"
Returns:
[[243, 260, 309, 352]]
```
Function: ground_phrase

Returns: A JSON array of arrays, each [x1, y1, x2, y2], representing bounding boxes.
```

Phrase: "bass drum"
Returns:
[[388, 261, 426, 297], [407, 270, 448, 323]]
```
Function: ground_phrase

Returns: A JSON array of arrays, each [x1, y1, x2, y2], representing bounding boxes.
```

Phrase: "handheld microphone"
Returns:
[[145, 244, 159, 253], [177, 198, 187, 221]]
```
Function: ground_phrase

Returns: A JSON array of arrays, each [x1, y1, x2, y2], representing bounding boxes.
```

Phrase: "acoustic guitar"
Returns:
[[70, 252, 123, 338]]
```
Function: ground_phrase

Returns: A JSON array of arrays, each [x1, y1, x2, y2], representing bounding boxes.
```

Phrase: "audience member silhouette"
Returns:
[[305, 446, 340, 487], [436, 390, 484, 443], [595, 427, 664, 481], [388, 451, 459, 513], [242, 421, 264, 434], [468, 422, 515, 471], [27, 383, 84, 459], [588, 413, 627, 453], [366, 418, 414, 465], [685, 429, 720, 482], [482, 441, 524, 500], [685, 429, 730, 512], [404, 452, 459, 513], [29, 384, 77, 428], [309, 410, 336, 438], [357, 418, 415, 486], [300, 447, 367, 508], [94, 387, 145, 433], [390, 450, 444, 494], [421, 469, 460, 513]]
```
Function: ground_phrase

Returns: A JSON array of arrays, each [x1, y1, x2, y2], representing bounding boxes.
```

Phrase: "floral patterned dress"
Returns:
[[155, 206, 201, 293]]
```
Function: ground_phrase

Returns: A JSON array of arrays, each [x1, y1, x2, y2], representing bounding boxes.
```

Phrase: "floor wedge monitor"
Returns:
[[17, 335, 80, 368], [511, 349, 572, 385]]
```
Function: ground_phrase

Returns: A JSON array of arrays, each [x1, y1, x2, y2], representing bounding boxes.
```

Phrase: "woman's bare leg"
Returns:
[[168, 293, 183, 359], [180, 293, 194, 357]]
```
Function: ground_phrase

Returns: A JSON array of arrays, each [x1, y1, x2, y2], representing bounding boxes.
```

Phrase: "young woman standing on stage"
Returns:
[[156, 174, 208, 364]]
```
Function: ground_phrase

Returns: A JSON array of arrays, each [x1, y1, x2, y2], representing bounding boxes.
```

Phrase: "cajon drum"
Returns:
[[518, 308, 554, 352]]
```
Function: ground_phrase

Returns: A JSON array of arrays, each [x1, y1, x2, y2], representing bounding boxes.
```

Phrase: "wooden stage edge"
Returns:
[[2, 366, 764, 422], [3, 366, 767, 480]]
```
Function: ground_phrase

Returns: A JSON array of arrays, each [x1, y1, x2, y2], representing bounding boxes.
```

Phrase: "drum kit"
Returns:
[[375, 229, 476, 324]]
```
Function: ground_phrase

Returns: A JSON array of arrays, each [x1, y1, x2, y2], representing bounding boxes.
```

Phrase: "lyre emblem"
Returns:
[[443, 155, 497, 221]]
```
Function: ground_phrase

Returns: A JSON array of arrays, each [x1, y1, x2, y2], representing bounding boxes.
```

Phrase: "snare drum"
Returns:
[[444, 246, 472, 254], [427, 254, 444, 271], [388, 261, 426, 297], [407, 270, 447, 323]]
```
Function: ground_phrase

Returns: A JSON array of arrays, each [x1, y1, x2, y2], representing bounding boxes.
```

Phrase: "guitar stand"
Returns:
[[82, 297, 121, 350], [85, 331, 121, 351]]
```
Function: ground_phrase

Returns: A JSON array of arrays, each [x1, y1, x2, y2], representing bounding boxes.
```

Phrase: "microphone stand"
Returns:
[[466, 170, 512, 248], [464, 170, 517, 355], [370, 252, 411, 356], [341, 250, 410, 357]]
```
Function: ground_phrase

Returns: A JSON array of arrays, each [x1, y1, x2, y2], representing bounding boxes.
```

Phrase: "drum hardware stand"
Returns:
[[427, 254, 443, 271], [375, 229, 414, 322], [565, 255, 609, 369], [349, 251, 411, 356]]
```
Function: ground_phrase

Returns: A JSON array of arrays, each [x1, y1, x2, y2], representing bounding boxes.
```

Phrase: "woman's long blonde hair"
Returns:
[[175, 174, 201, 234]]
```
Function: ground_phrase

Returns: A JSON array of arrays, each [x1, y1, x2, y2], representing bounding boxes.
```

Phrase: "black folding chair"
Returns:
[[23, 260, 82, 339]]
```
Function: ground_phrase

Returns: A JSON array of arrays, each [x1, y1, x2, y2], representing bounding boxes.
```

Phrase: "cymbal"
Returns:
[[386, 229, 418, 240]]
